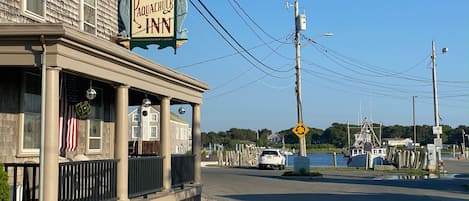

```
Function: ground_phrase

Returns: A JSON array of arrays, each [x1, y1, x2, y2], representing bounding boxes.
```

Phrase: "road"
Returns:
[[201, 160, 469, 201]]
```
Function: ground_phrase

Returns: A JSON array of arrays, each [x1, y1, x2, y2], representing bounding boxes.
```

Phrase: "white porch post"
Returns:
[[42, 67, 60, 201], [192, 103, 202, 184], [160, 96, 172, 191], [115, 85, 129, 201]]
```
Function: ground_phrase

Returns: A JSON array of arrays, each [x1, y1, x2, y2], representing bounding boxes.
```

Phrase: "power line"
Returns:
[[231, 0, 291, 45], [228, 0, 293, 61], [311, 41, 469, 85], [194, 0, 293, 73], [174, 35, 292, 70], [189, 0, 289, 78], [205, 74, 269, 100]]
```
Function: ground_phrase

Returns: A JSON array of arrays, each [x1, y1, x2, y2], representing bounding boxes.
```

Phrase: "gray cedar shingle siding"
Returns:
[[0, 0, 118, 40]]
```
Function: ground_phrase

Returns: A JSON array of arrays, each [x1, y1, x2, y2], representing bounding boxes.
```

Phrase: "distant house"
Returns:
[[383, 138, 413, 147], [128, 106, 192, 154], [267, 133, 283, 143]]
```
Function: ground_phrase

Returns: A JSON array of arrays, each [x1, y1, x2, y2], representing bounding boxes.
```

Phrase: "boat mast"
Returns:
[[347, 121, 350, 149]]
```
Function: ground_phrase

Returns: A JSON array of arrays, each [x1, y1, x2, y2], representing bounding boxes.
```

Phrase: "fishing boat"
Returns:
[[345, 118, 387, 168]]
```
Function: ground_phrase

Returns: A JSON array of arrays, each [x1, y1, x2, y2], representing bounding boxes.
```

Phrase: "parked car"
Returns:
[[258, 149, 286, 170]]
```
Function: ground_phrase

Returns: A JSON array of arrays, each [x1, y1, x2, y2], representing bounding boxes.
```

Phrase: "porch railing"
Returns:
[[58, 159, 117, 201], [3, 163, 40, 201], [3, 155, 195, 201], [128, 156, 163, 198], [171, 154, 194, 187]]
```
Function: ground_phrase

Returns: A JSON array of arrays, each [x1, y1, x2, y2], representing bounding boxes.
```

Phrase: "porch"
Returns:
[[0, 23, 209, 201], [4, 155, 198, 201]]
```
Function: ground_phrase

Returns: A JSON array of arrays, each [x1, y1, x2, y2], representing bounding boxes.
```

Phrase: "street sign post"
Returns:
[[433, 126, 442, 135]]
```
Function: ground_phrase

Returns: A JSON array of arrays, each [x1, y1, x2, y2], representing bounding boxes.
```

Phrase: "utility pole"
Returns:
[[431, 40, 444, 167], [413, 96, 417, 149], [431, 41, 441, 138], [462, 130, 466, 157], [293, 0, 307, 157]]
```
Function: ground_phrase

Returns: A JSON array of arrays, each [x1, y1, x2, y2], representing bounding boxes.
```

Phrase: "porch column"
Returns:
[[191, 103, 202, 184], [160, 96, 172, 191], [115, 85, 129, 201], [43, 67, 60, 201]]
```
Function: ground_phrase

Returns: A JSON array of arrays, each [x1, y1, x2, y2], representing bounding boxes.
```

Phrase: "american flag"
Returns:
[[59, 77, 78, 152]]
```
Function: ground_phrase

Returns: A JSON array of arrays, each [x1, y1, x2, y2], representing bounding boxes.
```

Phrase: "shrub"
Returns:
[[0, 163, 9, 201]]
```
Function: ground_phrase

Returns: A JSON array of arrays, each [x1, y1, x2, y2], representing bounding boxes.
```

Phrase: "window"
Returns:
[[176, 127, 181, 140], [23, 0, 46, 20], [88, 119, 102, 151], [21, 72, 41, 153], [132, 126, 140, 138], [87, 87, 103, 153], [151, 114, 158, 122], [150, 126, 157, 138], [133, 113, 139, 122], [82, 0, 97, 34]]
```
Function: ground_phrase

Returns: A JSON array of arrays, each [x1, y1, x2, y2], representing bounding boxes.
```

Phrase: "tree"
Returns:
[[322, 123, 347, 148], [200, 123, 468, 150]]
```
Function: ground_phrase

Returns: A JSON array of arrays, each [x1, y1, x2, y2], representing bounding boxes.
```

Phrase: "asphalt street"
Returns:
[[201, 159, 469, 201]]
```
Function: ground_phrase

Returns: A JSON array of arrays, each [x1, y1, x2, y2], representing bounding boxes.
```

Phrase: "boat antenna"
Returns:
[[369, 97, 373, 123]]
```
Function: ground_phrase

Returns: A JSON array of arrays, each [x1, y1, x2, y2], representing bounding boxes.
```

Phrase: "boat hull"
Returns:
[[347, 154, 386, 168]]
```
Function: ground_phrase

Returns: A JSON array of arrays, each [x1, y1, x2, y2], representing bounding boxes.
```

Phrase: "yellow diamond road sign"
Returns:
[[292, 122, 309, 138]]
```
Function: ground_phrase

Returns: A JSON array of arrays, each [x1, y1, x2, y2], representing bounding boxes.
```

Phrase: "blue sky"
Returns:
[[134, 0, 468, 132]]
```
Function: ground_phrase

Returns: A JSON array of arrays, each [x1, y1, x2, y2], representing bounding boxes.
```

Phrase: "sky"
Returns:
[[134, 0, 469, 133]]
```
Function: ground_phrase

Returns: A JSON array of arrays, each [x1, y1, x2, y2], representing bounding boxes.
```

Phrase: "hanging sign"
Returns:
[[130, 0, 177, 50]]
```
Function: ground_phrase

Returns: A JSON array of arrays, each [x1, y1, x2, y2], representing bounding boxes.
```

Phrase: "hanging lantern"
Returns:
[[86, 80, 97, 100], [178, 107, 186, 114]]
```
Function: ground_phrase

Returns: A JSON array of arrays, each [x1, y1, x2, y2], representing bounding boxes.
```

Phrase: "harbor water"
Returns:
[[285, 153, 347, 167], [285, 153, 455, 167]]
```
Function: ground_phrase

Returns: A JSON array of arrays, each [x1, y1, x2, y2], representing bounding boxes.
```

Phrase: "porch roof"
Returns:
[[0, 23, 209, 104]]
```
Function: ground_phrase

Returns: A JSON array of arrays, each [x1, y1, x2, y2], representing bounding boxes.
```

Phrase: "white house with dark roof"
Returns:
[[128, 106, 192, 154], [267, 133, 283, 144]]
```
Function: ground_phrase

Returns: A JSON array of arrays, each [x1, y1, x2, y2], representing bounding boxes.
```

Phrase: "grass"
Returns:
[[380, 169, 429, 176], [306, 148, 343, 154], [306, 166, 429, 176], [282, 170, 322, 177]]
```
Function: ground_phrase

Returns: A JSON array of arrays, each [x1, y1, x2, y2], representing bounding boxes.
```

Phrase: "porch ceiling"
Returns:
[[0, 23, 209, 105]]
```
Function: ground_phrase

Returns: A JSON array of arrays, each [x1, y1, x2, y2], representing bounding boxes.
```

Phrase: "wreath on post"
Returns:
[[75, 100, 91, 119]]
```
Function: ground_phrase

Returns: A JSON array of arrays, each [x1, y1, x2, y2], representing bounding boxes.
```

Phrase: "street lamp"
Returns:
[[301, 32, 334, 48]]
